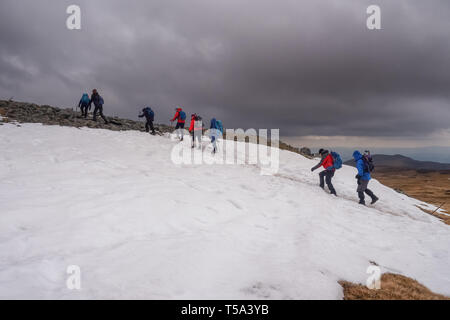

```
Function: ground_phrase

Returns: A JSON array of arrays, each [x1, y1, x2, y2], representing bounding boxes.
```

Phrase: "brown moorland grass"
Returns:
[[373, 169, 450, 225], [339, 273, 450, 300]]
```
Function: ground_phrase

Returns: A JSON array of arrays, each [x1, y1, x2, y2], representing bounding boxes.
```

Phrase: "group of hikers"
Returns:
[[78, 91, 224, 153], [311, 149, 379, 206], [169, 106, 223, 153], [78, 89, 108, 124], [78, 90, 379, 205]]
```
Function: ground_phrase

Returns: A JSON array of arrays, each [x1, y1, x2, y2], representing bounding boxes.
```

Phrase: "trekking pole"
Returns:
[[431, 202, 446, 216]]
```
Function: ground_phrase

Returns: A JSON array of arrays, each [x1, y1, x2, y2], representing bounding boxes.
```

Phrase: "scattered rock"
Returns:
[[0, 99, 173, 134], [300, 147, 312, 157]]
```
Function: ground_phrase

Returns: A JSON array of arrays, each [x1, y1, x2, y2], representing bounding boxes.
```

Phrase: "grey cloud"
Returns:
[[0, 0, 449, 141]]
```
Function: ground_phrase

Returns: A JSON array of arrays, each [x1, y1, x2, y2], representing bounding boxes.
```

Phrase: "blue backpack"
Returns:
[[99, 96, 104, 105], [331, 151, 342, 170], [179, 111, 186, 121], [216, 120, 223, 134], [81, 93, 90, 104]]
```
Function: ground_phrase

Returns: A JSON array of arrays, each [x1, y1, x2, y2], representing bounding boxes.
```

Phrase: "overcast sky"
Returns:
[[1, 0, 449, 148]]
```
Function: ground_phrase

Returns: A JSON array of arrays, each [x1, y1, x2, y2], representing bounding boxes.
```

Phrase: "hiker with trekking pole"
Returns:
[[138, 107, 156, 135], [189, 113, 203, 149], [170, 107, 186, 141]]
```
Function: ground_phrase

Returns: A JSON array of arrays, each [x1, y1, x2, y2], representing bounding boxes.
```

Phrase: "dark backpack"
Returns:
[[99, 96, 104, 105], [179, 111, 186, 121], [144, 107, 154, 119], [362, 154, 375, 173], [330, 151, 342, 170]]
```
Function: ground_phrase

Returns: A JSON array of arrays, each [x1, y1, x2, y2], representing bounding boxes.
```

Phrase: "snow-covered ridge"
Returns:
[[0, 122, 449, 299]]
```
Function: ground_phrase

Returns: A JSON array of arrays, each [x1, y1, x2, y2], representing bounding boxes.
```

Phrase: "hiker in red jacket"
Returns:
[[189, 114, 203, 148], [311, 149, 337, 196], [171, 107, 186, 140]]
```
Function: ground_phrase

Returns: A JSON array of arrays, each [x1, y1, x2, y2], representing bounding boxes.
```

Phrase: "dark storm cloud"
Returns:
[[1, 0, 450, 139]]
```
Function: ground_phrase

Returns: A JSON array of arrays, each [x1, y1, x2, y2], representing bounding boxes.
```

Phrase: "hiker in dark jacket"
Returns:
[[311, 148, 337, 196], [138, 107, 156, 135], [88, 89, 108, 124], [353, 150, 379, 205], [78, 93, 90, 118]]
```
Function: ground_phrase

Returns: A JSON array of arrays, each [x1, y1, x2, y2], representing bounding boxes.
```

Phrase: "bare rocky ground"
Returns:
[[0, 99, 174, 134]]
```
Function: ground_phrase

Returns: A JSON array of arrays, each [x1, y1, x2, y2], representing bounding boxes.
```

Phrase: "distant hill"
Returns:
[[344, 154, 450, 171]]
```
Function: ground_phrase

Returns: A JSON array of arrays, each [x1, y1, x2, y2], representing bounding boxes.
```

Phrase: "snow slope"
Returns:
[[0, 122, 449, 299]]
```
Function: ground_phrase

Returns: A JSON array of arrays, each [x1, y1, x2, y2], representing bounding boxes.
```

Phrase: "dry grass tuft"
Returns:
[[339, 273, 450, 300]]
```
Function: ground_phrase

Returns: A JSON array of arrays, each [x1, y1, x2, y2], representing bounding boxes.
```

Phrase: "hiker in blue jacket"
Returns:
[[139, 107, 156, 135], [78, 93, 90, 118], [209, 118, 222, 154], [353, 150, 379, 205], [88, 89, 108, 124]]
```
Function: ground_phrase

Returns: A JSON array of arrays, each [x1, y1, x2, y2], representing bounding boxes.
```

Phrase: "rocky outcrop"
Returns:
[[0, 100, 173, 133], [300, 147, 312, 157]]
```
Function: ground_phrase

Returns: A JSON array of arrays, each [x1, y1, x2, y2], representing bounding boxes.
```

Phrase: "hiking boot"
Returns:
[[371, 197, 379, 205], [358, 192, 365, 205]]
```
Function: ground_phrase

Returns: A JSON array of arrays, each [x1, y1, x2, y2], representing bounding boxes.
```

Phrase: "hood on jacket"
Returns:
[[176, 107, 182, 112], [353, 150, 363, 161], [320, 149, 329, 158]]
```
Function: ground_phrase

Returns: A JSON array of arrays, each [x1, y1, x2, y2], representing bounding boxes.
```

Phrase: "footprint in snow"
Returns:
[[228, 199, 243, 210]]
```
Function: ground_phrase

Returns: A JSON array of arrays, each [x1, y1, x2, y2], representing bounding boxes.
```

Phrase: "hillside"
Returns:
[[344, 154, 450, 171], [0, 99, 312, 158], [0, 117, 449, 299]]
